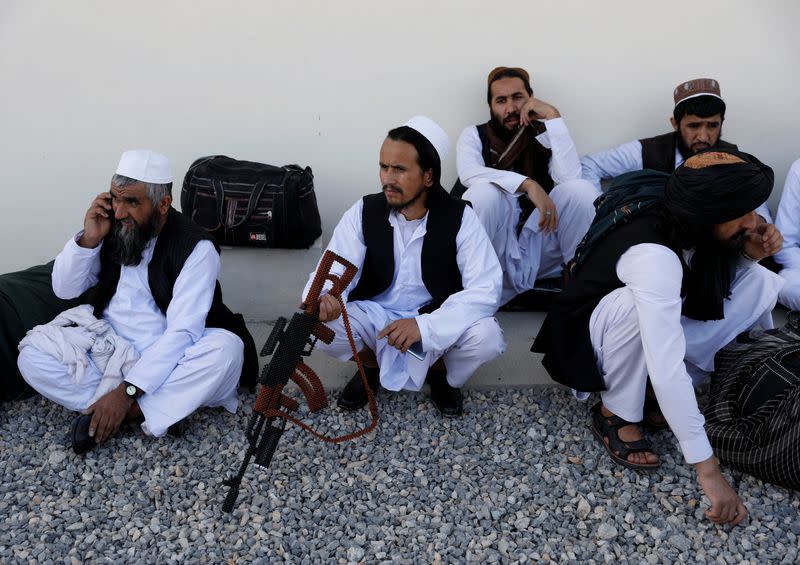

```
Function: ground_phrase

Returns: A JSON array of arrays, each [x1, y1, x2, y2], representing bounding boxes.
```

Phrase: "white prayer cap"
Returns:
[[403, 116, 450, 163], [115, 150, 173, 184]]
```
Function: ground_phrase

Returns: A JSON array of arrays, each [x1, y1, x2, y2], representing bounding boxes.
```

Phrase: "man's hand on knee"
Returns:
[[378, 318, 421, 353], [87, 384, 134, 443], [317, 294, 342, 322]]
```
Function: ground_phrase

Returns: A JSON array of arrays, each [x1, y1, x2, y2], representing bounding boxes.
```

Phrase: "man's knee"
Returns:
[[779, 269, 800, 310], [460, 317, 506, 360], [737, 263, 780, 291], [550, 178, 599, 211], [17, 347, 37, 383], [463, 182, 509, 223], [614, 287, 637, 316], [196, 330, 244, 374], [592, 287, 639, 342], [17, 346, 52, 387], [731, 264, 782, 312]]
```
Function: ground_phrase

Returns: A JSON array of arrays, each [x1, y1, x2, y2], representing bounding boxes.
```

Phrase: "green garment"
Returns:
[[0, 261, 91, 402]]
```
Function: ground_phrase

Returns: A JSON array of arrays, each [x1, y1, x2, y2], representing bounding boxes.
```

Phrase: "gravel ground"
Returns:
[[1, 387, 798, 564]]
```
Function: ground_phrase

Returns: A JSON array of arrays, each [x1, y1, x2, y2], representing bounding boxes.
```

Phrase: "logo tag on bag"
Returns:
[[249, 232, 267, 241]]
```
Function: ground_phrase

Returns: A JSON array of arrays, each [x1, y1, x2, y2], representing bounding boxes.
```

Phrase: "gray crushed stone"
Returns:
[[1, 387, 799, 564]]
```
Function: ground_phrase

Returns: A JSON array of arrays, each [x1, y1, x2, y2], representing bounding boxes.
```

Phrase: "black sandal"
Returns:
[[590, 402, 660, 471]]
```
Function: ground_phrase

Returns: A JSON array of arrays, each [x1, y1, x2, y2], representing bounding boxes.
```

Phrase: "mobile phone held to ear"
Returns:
[[407, 341, 425, 361]]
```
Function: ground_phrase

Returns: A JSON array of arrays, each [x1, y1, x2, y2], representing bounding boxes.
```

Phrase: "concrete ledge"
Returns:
[[228, 246, 790, 391]]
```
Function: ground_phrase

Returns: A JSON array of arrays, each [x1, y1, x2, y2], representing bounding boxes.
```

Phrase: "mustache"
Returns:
[[382, 184, 402, 192], [504, 112, 520, 122]]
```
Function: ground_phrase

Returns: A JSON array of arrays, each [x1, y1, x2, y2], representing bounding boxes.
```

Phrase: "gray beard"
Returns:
[[110, 213, 160, 266]]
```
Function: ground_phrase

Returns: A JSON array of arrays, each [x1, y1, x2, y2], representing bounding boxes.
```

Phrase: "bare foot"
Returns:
[[600, 404, 659, 466]]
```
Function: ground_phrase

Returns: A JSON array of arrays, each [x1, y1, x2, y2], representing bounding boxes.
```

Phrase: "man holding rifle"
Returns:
[[303, 116, 505, 417]]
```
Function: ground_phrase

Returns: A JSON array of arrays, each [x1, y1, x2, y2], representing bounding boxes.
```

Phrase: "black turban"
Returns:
[[664, 150, 774, 321], [665, 150, 773, 225]]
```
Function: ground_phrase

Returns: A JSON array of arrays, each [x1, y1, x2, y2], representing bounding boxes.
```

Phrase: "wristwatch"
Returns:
[[123, 381, 142, 400]]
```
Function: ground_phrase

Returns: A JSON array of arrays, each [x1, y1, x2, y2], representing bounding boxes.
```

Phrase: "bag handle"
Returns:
[[211, 179, 268, 229]]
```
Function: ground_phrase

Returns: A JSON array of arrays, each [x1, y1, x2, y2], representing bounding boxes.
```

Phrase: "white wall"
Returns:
[[1, 0, 798, 272]]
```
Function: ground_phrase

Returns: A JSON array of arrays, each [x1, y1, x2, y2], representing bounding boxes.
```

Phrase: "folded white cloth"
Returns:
[[19, 305, 139, 405]]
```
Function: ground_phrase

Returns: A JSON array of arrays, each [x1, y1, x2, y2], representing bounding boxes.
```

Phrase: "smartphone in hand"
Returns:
[[407, 341, 425, 361]]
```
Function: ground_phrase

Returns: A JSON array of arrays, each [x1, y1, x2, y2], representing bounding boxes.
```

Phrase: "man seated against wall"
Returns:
[[533, 150, 784, 525], [581, 77, 772, 221], [773, 158, 800, 309], [303, 116, 505, 417], [18, 150, 248, 454], [453, 66, 599, 307]]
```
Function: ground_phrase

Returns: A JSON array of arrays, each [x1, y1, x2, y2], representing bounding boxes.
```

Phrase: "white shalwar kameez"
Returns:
[[457, 119, 600, 304], [580, 140, 772, 221], [774, 159, 800, 310], [587, 243, 783, 463], [302, 199, 505, 391], [18, 233, 243, 437]]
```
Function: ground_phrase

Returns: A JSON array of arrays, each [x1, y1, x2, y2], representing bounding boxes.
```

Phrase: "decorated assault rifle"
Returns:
[[222, 250, 379, 512]]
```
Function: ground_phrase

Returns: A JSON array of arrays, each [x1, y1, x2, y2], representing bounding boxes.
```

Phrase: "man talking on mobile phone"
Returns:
[[302, 117, 505, 417], [18, 150, 252, 454]]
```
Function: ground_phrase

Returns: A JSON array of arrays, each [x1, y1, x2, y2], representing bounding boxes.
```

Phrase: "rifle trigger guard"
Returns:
[[302, 335, 318, 357]]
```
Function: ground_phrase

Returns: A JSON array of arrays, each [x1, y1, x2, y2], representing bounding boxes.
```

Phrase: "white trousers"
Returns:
[[589, 265, 782, 422], [18, 328, 243, 437], [463, 178, 599, 304], [318, 300, 506, 391], [778, 268, 800, 311]]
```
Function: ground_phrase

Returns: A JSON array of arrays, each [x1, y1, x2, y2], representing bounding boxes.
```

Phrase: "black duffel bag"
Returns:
[[181, 155, 322, 248]]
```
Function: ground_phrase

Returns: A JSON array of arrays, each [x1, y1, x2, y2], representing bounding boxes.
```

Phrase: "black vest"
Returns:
[[90, 208, 258, 388], [532, 211, 685, 392], [451, 123, 555, 198], [91, 208, 223, 318], [640, 132, 738, 173], [348, 187, 466, 314]]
